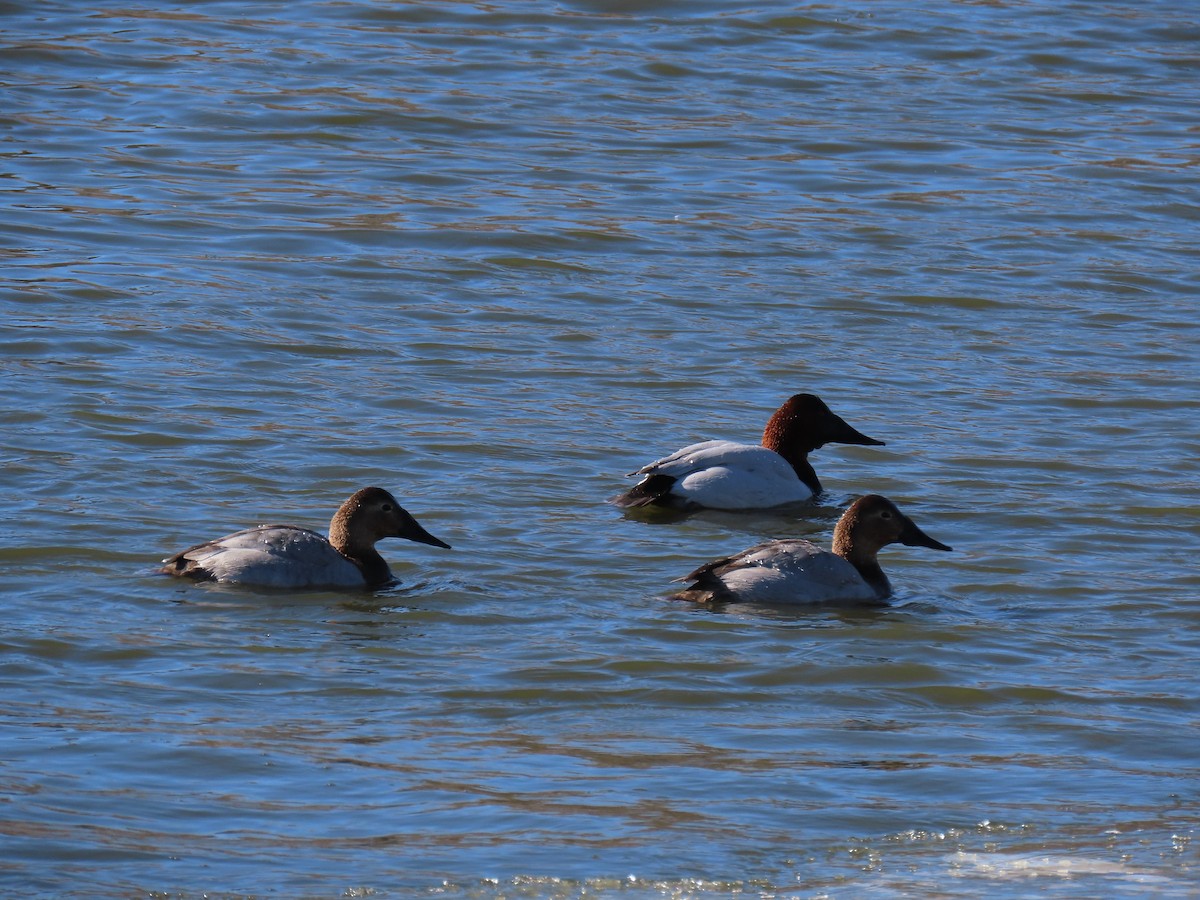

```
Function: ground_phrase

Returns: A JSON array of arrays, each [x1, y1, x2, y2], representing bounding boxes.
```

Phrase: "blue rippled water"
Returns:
[[2, 1, 1198, 896]]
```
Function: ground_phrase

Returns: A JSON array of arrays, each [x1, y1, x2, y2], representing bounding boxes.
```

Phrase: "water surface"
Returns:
[[2, 1, 1198, 896]]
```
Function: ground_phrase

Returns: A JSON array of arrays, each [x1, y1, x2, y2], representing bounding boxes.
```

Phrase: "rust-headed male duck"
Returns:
[[669, 494, 951, 605], [615, 393, 884, 510], [161, 487, 450, 589]]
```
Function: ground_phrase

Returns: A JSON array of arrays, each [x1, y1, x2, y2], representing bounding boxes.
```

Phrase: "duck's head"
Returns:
[[331, 487, 452, 552], [763, 393, 885, 454], [834, 494, 952, 558]]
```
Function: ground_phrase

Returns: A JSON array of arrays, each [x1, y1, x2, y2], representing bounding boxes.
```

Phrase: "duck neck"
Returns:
[[788, 454, 821, 495], [353, 550, 393, 586], [764, 439, 821, 494], [762, 418, 822, 495], [832, 525, 891, 600], [329, 518, 392, 586], [852, 558, 891, 600]]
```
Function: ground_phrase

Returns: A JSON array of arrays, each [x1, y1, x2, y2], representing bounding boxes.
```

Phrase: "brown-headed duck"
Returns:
[[161, 487, 450, 589], [615, 393, 884, 510], [669, 494, 950, 605]]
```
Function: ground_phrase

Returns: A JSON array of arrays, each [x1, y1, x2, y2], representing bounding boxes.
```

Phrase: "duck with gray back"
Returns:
[[615, 393, 884, 510], [669, 494, 951, 605], [161, 487, 451, 589]]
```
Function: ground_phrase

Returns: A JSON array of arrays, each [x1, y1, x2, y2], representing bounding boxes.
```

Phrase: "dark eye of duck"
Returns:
[[381, 503, 393, 512], [879, 510, 892, 519]]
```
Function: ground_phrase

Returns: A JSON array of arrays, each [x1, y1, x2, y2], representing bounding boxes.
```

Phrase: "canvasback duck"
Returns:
[[160, 487, 451, 589], [615, 393, 884, 510], [669, 494, 951, 605]]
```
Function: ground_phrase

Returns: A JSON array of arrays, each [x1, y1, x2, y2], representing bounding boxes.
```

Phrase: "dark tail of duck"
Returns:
[[612, 473, 677, 508], [160, 552, 214, 581], [666, 586, 720, 603]]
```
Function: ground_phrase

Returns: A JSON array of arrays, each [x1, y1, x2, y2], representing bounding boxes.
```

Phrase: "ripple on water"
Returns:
[[2, 0, 1199, 896]]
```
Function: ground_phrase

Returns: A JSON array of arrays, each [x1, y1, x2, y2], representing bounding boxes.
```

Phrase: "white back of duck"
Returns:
[[173, 525, 368, 588]]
